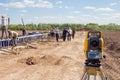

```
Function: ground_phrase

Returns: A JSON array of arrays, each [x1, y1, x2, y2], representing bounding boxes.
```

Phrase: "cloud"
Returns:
[[33, 0, 53, 8], [56, 1, 62, 4], [82, 14, 91, 17], [95, 7, 113, 12], [20, 14, 25, 17], [39, 16, 59, 19], [101, 13, 110, 16], [55, 1, 73, 9], [34, 16, 39, 19], [24, 0, 35, 4], [0, 2, 25, 8], [73, 11, 81, 14], [12, 14, 120, 24], [5, 8, 9, 11], [56, 5, 74, 9], [66, 16, 75, 19], [110, 2, 117, 6], [21, 10, 27, 13], [0, 0, 53, 8], [111, 13, 120, 18], [84, 6, 96, 10], [65, 6, 69, 9], [85, 6, 113, 12], [64, 6, 74, 9], [59, 6, 63, 8]]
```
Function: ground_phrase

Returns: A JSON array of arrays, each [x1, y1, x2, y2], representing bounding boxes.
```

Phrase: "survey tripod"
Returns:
[[82, 30, 107, 80], [80, 60, 107, 80]]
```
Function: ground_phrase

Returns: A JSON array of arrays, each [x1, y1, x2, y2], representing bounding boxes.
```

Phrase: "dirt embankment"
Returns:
[[102, 31, 120, 80], [103, 31, 120, 52]]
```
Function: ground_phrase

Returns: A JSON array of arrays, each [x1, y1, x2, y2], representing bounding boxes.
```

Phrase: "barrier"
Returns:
[[0, 39, 10, 48], [28, 32, 41, 35], [0, 31, 63, 48], [0, 33, 48, 48]]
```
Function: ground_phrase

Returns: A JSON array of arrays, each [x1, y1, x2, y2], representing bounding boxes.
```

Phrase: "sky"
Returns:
[[0, 0, 120, 24]]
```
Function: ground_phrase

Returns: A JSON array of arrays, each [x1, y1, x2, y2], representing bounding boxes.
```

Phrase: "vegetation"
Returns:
[[0, 23, 120, 31]]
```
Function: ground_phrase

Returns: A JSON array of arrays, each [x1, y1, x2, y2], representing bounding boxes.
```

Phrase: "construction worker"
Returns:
[[62, 28, 68, 41], [8, 30, 18, 46], [22, 26, 27, 36], [49, 28, 55, 37], [72, 29, 76, 39], [1, 16, 8, 39], [67, 27, 72, 41], [54, 27, 59, 42]]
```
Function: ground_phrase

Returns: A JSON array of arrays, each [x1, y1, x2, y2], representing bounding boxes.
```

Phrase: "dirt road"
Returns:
[[0, 31, 112, 80], [0, 31, 85, 80]]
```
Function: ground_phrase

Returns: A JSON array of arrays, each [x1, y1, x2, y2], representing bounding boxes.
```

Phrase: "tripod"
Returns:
[[81, 60, 107, 80]]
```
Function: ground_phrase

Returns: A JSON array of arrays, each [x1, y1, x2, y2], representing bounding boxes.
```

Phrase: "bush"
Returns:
[[2, 23, 120, 31]]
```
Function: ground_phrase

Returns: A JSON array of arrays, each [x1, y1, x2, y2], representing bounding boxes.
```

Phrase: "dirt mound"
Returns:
[[26, 57, 38, 65], [103, 31, 120, 52], [18, 55, 73, 66], [55, 56, 73, 65]]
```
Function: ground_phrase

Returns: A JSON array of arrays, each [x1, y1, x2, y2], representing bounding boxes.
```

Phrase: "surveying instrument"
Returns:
[[81, 30, 107, 80]]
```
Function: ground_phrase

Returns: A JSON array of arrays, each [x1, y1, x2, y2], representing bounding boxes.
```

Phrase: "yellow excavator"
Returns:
[[81, 30, 107, 80]]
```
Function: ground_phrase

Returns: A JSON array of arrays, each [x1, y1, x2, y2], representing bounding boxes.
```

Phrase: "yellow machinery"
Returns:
[[84, 30, 104, 60], [81, 30, 107, 80]]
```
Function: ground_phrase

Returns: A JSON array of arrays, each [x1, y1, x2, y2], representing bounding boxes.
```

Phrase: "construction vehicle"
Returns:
[[81, 30, 107, 80]]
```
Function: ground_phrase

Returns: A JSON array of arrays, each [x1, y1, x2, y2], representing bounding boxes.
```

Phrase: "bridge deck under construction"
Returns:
[[0, 33, 47, 48]]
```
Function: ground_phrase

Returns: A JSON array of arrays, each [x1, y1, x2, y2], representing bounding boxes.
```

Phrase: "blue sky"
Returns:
[[0, 0, 120, 24]]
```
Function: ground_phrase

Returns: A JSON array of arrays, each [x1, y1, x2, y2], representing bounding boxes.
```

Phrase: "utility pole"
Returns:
[[8, 16, 10, 29], [21, 18, 25, 26]]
